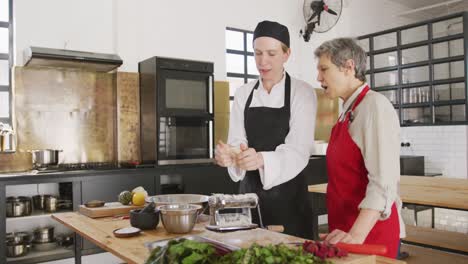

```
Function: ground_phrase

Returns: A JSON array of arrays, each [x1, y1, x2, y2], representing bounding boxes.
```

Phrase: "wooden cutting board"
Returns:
[[79, 202, 144, 218]]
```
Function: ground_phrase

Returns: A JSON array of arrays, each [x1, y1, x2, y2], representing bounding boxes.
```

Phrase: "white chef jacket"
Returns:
[[341, 83, 406, 237], [227, 73, 317, 190]]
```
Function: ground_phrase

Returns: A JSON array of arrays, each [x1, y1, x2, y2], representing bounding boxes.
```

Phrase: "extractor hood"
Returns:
[[24, 46, 123, 72]]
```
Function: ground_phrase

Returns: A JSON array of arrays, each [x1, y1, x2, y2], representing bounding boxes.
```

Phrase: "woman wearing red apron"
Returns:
[[315, 38, 405, 259]]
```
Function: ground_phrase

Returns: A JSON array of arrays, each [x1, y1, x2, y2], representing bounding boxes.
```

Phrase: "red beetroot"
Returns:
[[302, 240, 349, 259]]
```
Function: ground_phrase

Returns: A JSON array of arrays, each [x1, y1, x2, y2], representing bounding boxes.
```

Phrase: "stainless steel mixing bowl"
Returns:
[[158, 204, 202, 234]]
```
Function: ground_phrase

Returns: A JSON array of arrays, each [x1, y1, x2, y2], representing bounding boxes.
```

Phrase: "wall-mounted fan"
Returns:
[[300, 0, 343, 42]]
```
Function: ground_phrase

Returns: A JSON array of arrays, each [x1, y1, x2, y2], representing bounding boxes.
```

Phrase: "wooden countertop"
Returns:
[[308, 176, 468, 210], [52, 212, 404, 264]]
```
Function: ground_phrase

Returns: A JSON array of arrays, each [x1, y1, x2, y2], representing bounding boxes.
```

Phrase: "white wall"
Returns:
[[14, 0, 115, 62], [14, 0, 304, 80], [296, 0, 416, 86], [14, 0, 417, 81], [401, 126, 468, 178]]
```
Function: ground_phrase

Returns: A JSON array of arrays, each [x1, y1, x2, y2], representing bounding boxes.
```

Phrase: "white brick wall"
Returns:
[[400, 125, 468, 233]]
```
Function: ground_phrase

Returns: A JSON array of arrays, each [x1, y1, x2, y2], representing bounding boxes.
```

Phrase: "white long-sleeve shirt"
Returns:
[[341, 83, 405, 237], [227, 74, 317, 190]]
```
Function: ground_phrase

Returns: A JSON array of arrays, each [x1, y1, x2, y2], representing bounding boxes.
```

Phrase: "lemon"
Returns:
[[132, 192, 146, 206]]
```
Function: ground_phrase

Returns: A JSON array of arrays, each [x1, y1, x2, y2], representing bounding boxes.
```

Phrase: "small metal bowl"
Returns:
[[84, 200, 105, 208], [158, 204, 201, 234]]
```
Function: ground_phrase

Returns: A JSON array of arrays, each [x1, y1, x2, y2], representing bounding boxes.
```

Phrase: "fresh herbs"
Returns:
[[218, 243, 328, 264], [145, 240, 329, 264], [145, 239, 218, 264]]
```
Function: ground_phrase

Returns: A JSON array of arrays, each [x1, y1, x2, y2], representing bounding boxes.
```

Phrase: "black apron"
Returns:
[[239, 73, 313, 238]]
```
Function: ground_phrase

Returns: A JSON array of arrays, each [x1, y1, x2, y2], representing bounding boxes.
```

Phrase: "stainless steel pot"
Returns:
[[32, 195, 46, 210], [45, 195, 58, 212], [33, 227, 54, 243], [6, 196, 33, 217], [6, 232, 32, 244], [29, 149, 62, 169], [6, 232, 31, 244], [6, 242, 31, 258]]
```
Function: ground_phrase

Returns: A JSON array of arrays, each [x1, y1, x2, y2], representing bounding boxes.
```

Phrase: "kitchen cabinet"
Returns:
[[359, 12, 468, 126]]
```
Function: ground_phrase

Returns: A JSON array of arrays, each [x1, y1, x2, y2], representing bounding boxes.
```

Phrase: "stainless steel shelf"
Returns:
[[7, 247, 74, 264], [6, 209, 73, 222]]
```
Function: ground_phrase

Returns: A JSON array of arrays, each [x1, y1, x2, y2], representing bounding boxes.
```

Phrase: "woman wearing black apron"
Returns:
[[215, 21, 317, 238]]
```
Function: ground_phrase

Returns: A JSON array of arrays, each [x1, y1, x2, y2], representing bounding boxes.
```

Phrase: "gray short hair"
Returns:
[[314, 38, 367, 82]]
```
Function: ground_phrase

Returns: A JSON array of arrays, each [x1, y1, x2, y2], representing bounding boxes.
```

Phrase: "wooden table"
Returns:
[[52, 212, 404, 264], [308, 176, 468, 210], [308, 176, 468, 255]]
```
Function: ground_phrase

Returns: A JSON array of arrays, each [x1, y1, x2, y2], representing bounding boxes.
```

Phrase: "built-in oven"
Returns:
[[158, 116, 212, 164], [158, 70, 211, 116], [139, 57, 214, 165]]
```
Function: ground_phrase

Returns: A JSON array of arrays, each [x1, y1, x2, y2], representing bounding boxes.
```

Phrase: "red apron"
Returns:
[[326, 86, 400, 258]]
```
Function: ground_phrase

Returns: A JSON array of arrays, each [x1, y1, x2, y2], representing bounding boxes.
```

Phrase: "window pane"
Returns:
[[434, 83, 465, 101], [227, 77, 245, 97], [434, 105, 451, 122], [402, 46, 428, 64], [433, 17, 463, 39], [373, 32, 396, 50], [402, 66, 429, 84], [226, 30, 244, 51], [402, 106, 431, 124], [434, 84, 450, 101], [401, 25, 427, 45], [0, 59, 9, 85], [452, 104, 465, 121], [375, 70, 398, 87], [0, 91, 9, 118], [451, 82, 465, 100], [366, 56, 370, 70], [374, 51, 397, 69], [0, 28, 9, 53], [226, 53, 244, 74], [433, 61, 464, 80], [0, 0, 8, 22], [246, 33, 254, 52], [402, 86, 430, 104], [247, 56, 258, 75], [358, 38, 369, 52], [379, 90, 399, 104], [433, 39, 464, 59]]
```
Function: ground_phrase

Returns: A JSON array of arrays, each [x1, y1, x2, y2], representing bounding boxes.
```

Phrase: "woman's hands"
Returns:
[[214, 141, 264, 171], [320, 230, 364, 245], [236, 143, 264, 171], [321, 208, 381, 245], [215, 141, 236, 167]]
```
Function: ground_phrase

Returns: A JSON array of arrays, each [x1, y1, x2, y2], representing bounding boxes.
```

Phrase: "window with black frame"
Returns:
[[225, 27, 259, 110], [359, 12, 468, 126], [0, 0, 13, 151]]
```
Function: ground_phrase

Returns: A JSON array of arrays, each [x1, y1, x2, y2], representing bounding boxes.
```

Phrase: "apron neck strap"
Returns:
[[345, 85, 370, 121]]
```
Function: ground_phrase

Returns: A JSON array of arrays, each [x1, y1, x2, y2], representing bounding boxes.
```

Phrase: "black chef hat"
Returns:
[[253, 20, 290, 48]]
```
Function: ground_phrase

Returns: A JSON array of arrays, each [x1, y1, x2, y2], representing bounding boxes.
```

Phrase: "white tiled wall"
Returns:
[[400, 125, 468, 178], [400, 125, 468, 234]]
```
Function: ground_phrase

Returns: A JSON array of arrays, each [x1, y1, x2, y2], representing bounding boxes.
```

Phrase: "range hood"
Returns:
[[24, 46, 123, 72]]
